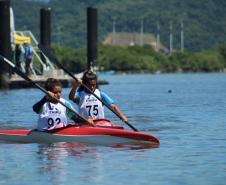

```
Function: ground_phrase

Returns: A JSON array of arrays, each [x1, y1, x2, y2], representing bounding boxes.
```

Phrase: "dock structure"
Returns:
[[0, 3, 107, 90], [9, 74, 69, 89], [9, 73, 108, 89]]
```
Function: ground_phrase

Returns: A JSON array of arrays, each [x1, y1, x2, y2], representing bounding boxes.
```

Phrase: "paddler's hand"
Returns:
[[69, 79, 83, 102], [87, 118, 95, 126], [121, 115, 128, 123], [72, 79, 82, 89], [46, 91, 57, 102]]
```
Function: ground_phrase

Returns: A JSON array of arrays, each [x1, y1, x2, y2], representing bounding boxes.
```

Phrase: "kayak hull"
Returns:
[[0, 125, 159, 146]]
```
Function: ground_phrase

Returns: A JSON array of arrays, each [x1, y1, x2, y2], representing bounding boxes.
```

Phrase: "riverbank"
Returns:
[[52, 44, 226, 74]]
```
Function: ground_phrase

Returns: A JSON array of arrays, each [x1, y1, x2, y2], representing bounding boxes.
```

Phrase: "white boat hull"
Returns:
[[0, 131, 157, 146], [0, 122, 160, 147]]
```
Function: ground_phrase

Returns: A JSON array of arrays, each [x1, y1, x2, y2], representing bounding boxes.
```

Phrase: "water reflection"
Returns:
[[37, 142, 157, 160], [38, 142, 88, 159], [36, 142, 158, 185], [37, 142, 98, 185]]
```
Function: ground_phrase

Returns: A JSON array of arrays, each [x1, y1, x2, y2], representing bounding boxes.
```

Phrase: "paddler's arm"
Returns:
[[69, 79, 82, 104], [32, 96, 47, 114], [33, 91, 56, 113], [100, 92, 128, 122], [110, 104, 128, 122]]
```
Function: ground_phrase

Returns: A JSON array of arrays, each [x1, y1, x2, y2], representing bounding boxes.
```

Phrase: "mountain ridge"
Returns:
[[10, 0, 226, 51]]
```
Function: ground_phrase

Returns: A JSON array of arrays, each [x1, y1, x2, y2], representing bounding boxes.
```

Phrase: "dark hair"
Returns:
[[79, 70, 98, 92], [82, 70, 97, 83], [44, 78, 62, 91]]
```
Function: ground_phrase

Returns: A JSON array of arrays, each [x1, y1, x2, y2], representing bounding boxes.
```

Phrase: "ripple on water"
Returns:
[[1, 74, 226, 185]]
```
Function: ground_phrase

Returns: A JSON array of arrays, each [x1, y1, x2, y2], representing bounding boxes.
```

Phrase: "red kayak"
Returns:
[[0, 119, 159, 146]]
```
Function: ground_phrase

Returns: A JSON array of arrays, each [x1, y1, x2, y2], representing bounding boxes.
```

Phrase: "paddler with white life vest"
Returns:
[[69, 70, 128, 124], [33, 78, 76, 131]]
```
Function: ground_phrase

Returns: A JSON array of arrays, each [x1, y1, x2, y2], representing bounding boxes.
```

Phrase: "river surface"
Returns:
[[0, 73, 226, 185]]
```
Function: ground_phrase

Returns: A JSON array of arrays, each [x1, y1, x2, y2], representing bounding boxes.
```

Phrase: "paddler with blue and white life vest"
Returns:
[[69, 70, 128, 123]]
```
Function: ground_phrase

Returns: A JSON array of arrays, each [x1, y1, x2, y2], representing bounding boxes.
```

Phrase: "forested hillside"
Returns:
[[11, 0, 226, 51]]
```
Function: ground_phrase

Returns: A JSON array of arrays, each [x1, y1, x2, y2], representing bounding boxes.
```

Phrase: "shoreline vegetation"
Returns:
[[52, 44, 226, 74]]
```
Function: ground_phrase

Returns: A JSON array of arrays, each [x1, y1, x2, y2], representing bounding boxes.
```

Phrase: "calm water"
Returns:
[[0, 73, 226, 185]]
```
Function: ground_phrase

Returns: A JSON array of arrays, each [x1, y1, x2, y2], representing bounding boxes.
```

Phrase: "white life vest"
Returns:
[[37, 98, 68, 131], [78, 89, 105, 119]]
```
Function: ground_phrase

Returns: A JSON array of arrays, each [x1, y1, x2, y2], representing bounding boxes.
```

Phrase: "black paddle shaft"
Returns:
[[38, 45, 138, 132]]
